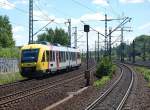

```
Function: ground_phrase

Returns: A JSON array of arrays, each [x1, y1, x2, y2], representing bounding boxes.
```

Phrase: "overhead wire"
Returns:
[[33, 1, 52, 21], [70, 0, 97, 13], [0, 1, 51, 21]]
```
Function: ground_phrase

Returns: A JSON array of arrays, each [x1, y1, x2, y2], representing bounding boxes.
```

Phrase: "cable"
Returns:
[[0, 2, 27, 13], [34, 1, 52, 21], [71, 0, 97, 13], [107, 1, 120, 17], [0, 2, 51, 21]]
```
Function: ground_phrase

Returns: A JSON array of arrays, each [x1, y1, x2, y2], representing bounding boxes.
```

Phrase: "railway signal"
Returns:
[[84, 24, 90, 86]]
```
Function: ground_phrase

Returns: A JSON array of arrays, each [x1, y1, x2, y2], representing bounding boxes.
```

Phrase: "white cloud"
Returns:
[[71, 12, 106, 26], [12, 25, 24, 33], [13, 35, 28, 46], [80, 13, 105, 21], [119, 0, 144, 3], [14, 0, 28, 5], [0, 0, 15, 10], [138, 22, 150, 30], [92, 0, 109, 6]]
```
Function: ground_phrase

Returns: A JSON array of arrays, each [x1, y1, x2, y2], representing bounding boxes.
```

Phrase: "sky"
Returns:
[[0, 0, 150, 51]]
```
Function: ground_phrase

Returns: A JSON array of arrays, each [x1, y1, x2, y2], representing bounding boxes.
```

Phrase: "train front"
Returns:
[[19, 44, 40, 77]]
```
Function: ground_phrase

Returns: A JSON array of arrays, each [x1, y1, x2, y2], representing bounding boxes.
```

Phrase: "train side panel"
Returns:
[[19, 43, 81, 77]]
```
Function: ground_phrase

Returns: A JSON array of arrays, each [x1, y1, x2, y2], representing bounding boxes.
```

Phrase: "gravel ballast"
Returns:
[[122, 65, 150, 110], [52, 66, 122, 110]]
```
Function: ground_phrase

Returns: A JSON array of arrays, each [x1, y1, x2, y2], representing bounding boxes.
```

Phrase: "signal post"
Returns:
[[84, 25, 90, 86]]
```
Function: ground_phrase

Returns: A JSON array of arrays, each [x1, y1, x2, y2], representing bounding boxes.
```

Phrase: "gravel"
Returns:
[[122, 65, 150, 110], [0, 62, 91, 97], [52, 66, 122, 110], [6, 75, 86, 110]]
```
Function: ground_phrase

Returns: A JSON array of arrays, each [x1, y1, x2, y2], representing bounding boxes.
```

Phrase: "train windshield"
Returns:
[[21, 49, 39, 63]]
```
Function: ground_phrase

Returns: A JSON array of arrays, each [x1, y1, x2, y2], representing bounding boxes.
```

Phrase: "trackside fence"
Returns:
[[0, 58, 19, 74]]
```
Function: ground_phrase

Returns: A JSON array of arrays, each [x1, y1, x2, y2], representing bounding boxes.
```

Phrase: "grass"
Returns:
[[0, 47, 20, 58], [93, 76, 110, 88], [135, 67, 150, 87], [0, 72, 25, 85]]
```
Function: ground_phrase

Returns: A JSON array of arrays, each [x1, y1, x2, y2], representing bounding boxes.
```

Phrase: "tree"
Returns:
[[0, 15, 15, 48], [37, 28, 69, 46]]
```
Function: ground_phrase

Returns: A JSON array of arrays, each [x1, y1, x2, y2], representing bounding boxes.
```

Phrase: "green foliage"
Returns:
[[0, 15, 15, 48], [0, 72, 24, 85], [96, 57, 116, 78], [111, 34, 150, 60], [135, 67, 150, 87], [93, 76, 110, 88], [0, 48, 19, 58], [37, 28, 69, 46]]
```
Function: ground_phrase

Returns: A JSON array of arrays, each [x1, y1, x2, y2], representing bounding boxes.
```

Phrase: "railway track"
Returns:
[[0, 64, 87, 89], [0, 61, 90, 97], [85, 63, 134, 110], [0, 64, 96, 109], [124, 61, 150, 69]]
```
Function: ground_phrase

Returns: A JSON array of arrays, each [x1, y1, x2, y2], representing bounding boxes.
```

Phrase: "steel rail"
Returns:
[[0, 62, 88, 92], [85, 63, 134, 110], [85, 64, 123, 110], [0, 65, 96, 107], [116, 64, 134, 110]]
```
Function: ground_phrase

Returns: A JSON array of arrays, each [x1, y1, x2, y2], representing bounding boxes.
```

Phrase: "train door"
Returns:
[[41, 51, 48, 71]]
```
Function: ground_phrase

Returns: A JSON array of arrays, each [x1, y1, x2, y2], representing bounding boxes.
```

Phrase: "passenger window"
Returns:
[[50, 51, 52, 61], [46, 51, 49, 62], [66, 52, 68, 60], [59, 52, 61, 62], [42, 51, 45, 62], [53, 51, 55, 61]]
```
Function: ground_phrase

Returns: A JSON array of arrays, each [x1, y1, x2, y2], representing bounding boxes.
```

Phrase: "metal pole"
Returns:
[[95, 41, 97, 61], [143, 41, 146, 61], [132, 40, 135, 63], [73, 27, 77, 48], [121, 27, 124, 62], [86, 32, 89, 70], [29, 0, 33, 44], [105, 14, 107, 55], [68, 19, 71, 47], [109, 28, 112, 61], [98, 32, 100, 62]]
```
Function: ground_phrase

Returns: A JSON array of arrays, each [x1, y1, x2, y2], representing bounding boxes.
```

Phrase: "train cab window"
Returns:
[[42, 51, 45, 62]]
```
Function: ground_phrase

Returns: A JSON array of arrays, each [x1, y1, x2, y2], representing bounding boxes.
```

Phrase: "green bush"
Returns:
[[94, 76, 110, 88], [96, 57, 115, 78], [0, 72, 24, 84], [0, 48, 19, 58], [135, 67, 150, 87]]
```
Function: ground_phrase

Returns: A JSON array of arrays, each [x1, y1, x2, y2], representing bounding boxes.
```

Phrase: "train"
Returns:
[[19, 41, 81, 77]]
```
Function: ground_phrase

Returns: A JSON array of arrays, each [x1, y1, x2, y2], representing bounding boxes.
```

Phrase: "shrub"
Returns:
[[135, 67, 150, 87], [0, 72, 24, 84], [0, 48, 19, 58], [96, 57, 115, 78], [93, 76, 110, 88]]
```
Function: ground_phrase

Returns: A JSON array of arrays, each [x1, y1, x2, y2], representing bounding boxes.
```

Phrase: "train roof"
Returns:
[[21, 43, 80, 52]]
